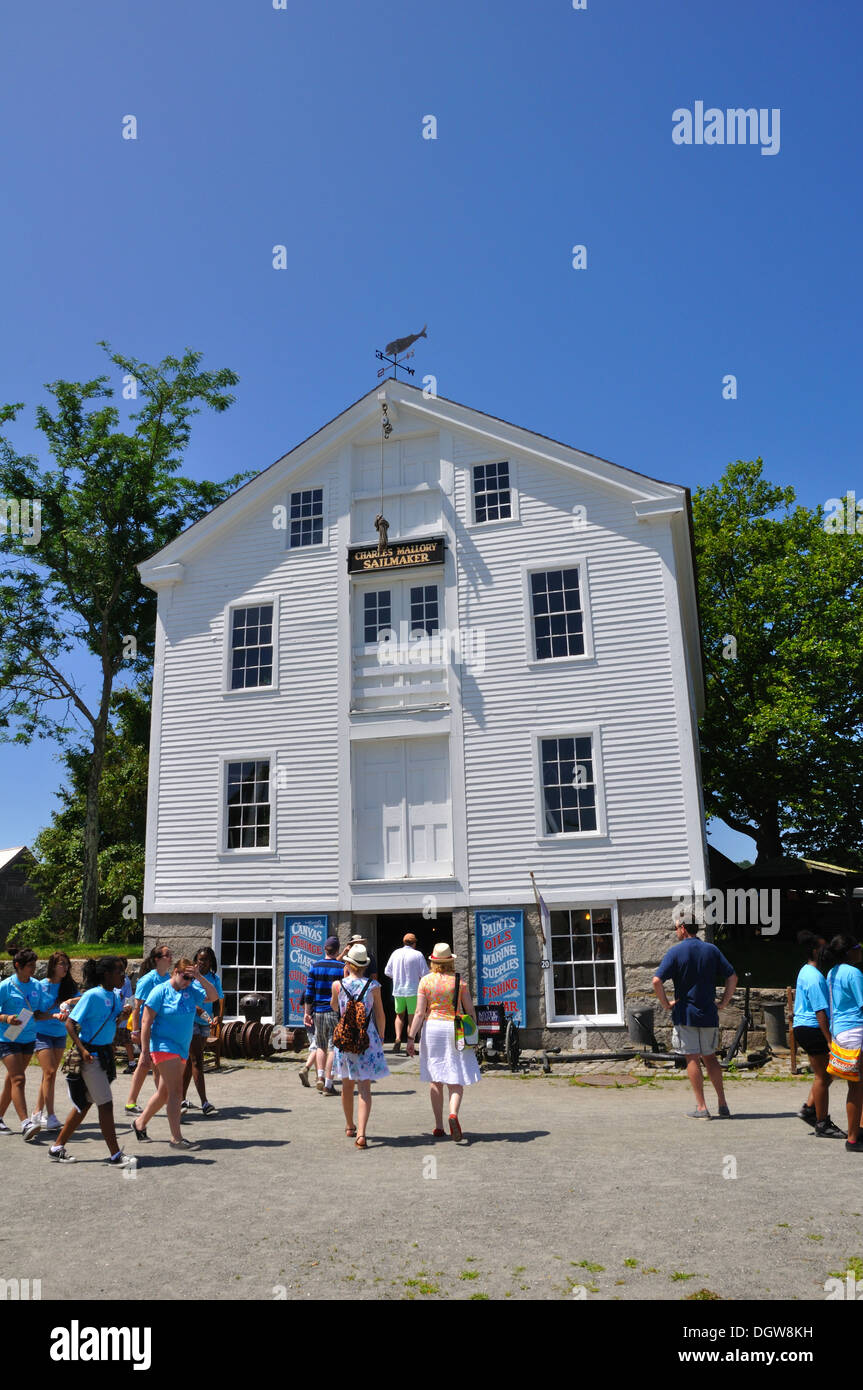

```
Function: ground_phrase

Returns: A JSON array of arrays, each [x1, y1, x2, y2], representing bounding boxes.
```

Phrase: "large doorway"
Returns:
[[375, 912, 452, 1043]]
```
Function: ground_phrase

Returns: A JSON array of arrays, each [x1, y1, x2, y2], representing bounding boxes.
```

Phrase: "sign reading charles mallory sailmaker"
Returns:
[[348, 534, 445, 573]]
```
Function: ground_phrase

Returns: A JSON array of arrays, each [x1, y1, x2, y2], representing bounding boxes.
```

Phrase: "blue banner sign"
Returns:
[[474, 909, 526, 1025], [284, 915, 329, 1025]]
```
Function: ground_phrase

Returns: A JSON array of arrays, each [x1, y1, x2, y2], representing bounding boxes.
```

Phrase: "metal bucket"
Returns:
[[626, 1006, 657, 1049]]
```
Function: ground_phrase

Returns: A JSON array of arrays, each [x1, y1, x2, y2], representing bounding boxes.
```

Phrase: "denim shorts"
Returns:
[[192, 1020, 211, 1039], [34, 1032, 67, 1053], [0, 1039, 34, 1058]]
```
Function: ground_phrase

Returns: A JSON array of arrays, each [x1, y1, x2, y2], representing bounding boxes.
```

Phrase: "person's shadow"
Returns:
[[376, 1129, 550, 1148]]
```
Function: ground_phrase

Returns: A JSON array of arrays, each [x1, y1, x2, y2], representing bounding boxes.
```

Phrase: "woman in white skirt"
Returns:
[[406, 943, 479, 1142]]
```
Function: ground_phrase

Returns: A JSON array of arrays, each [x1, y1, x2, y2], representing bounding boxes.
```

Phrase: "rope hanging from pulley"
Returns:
[[375, 401, 392, 554]]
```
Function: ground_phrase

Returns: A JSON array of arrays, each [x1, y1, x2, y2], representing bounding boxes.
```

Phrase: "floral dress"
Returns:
[[333, 977, 390, 1082]]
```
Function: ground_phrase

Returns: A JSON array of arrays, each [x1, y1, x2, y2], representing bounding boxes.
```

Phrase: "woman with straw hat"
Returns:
[[406, 943, 480, 1142], [330, 943, 389, 1149]]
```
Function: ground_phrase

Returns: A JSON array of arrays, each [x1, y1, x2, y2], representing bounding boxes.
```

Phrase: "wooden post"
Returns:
[[786, 986, 797, 1075]]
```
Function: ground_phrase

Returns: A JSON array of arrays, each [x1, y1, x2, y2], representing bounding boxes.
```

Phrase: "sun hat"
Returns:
[[345, 944, 370, 968], [430, 942, 456, 962], [347, 934, 367, 944]]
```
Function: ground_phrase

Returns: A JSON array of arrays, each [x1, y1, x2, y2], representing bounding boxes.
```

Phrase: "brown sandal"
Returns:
[[355, 1136, 367, 1148], [345, 1126, 357, 1138]]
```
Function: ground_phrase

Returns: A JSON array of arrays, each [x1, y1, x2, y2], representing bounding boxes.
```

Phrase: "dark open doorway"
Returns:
[[376, 912, 452, 1043]]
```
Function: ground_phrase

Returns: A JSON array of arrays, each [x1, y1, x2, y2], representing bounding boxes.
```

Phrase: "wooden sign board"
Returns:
[[347, 535, 445, 573]]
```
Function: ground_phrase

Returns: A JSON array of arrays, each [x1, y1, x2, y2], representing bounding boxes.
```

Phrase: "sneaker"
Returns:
[[107, 1152, 137, 1171], [180, 1100, 191, 1112], [49, 1145, 76, 1163], [0, 1119, 11, 1135], [799, 1104, 818, 1128], [124, 1102, 142, 1114], [815, 1118, 846, 1139], [316, 1077, 325, 1093], [123, 1064, 137, 1075], [323, 1086, 338, 1097], [717, 1105, 732, 1118], [687, 1108, 711, 1119], [169, 1137, 199, 1150], [22, 1118, 41, 1143], [43, 1114, 61, 1132], [131, 1120, 150, 1142], [846, 1136, 863, 1152], [298, 1068, 310, 1088], [392, 1041, 401, 1055], [201, 1102, 217, 1116]]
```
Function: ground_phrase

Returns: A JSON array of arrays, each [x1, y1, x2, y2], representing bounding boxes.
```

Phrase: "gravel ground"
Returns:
[[2, 1055, 860, 1302]]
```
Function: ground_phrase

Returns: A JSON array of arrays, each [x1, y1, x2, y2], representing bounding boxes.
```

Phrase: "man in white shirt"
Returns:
[[384, 934, 428, 1054]]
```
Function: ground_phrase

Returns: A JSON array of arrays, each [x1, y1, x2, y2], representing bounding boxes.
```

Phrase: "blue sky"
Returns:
[[1, 0, 860, 860]]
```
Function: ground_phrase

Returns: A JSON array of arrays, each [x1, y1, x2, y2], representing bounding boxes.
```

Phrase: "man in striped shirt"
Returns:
[[302, 937, 345, 1095]]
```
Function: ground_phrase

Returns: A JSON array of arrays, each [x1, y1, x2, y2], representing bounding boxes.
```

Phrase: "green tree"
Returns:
[[0, 345, 250, 941], [693, 460, 863, 865], [9, 681, 150, 946]]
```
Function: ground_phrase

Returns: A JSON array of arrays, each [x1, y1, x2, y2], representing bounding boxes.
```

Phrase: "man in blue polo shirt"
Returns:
[[302, 937, 345, 1096], [653, 915, 738, 1118]]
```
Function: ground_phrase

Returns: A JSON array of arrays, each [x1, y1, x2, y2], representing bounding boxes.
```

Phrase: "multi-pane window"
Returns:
[[289, 488, 324, 547], [550, 907, 617, 1019], [219, 917, 274, 1020], [364, 590, 392, 643], [473, 461, 511, 524], [541, 736, 597, 834], [230, 605, 274, 689], [226, 760, 271, 849], [410, 584, 440, 636], [530, 569, 584, 660]]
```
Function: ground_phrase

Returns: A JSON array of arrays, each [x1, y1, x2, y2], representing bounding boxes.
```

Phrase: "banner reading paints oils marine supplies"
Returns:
[[475, 910, 526, 1025], [284, 915, 329, 1025]]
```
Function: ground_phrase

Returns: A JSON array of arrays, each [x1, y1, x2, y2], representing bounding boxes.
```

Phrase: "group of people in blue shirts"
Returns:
[[793, 930, 863, 1149], [0, 943, 224, 1167]]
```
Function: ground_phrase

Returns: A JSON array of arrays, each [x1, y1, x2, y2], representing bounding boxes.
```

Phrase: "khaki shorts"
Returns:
[[672, 1025, 720, 1057], [76, 1056, 113, 1108]]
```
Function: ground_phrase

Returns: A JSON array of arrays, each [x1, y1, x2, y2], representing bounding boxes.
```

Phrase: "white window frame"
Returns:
[[521, 555, 595, 666], [213, 913, 277, 1024], [287, 482, 329, 551], [467, 457, 520, 529], [218, 751, 278, 859], [542, 903, 624, 1028], [222, 594, 280, 696], [533, 725, 607, 841]]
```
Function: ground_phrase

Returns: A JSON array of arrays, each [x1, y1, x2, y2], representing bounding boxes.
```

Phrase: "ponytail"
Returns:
[[82, 956, 122, 991], [818, 934, 858, 974]]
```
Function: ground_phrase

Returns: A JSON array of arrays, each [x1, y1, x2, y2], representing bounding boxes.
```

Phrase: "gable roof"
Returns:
[[138, 379, 689, 580], [0, 847, 30, 874]]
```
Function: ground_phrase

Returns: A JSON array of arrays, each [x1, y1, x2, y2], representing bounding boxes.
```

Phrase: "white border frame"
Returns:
[[532, 724, 607, 842], [217, 750, 278, 860], [520, 553, 595, 666], [542, 902, 624, 1029], [213, 912, 277, 1024], [222, 593, 280, 697]]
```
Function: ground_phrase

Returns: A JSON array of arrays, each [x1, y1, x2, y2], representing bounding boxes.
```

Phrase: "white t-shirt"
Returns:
[[384, 946, 428, 998]]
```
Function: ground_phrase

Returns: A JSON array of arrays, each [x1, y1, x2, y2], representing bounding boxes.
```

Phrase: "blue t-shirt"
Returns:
[[794, 963, 829, 1029], [144, 979, 207, 1059], [135, 967, 170, 1003], [827, 963, 863, 1035], [0, 975, 43, 1045], [69, 987, 121, 1047], [197, 972, 223, 1018], [655, 936, 735, 1027], [36, 979, 70, 1039]]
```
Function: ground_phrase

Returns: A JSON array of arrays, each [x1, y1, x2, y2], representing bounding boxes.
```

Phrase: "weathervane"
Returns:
[[376, 323, 428, 380]]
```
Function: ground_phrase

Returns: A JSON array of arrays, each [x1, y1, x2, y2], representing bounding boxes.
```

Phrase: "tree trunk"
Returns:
[[754, 808, 783, 865], [77, 680, 112, 944]]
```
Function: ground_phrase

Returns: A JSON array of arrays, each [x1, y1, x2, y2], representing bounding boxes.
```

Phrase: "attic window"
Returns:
[[289, 488, 324, 547], [472, 462, 511, 524]]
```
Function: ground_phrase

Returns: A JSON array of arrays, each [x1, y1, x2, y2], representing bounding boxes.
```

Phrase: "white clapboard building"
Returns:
[[139, 380, 707, 1046]]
